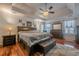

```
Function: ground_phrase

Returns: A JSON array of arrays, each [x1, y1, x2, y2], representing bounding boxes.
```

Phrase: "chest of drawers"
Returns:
[[3, 35, 16, 47]]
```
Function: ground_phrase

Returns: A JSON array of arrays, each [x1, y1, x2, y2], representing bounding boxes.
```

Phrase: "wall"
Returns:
[[33, 19, 44, 32], [76, 18, 79, 26], [0, 19, 17, 46], [0, 20, 17, 35]]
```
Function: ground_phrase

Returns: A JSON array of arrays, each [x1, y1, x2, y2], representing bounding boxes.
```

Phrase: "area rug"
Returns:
[[46, 44, 79, 56]]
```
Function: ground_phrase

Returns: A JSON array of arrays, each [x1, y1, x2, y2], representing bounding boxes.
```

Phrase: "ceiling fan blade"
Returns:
[[39, 8, 44, 11], [49, 11, 55, 14], [49, 6, 53, 10]]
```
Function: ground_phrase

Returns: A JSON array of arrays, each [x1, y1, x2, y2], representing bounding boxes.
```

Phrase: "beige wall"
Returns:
[[0, 18, 17, 45], [0, 23, 17, 35]]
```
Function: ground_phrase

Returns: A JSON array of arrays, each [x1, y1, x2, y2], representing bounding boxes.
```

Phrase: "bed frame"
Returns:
[[17, 26, 56, 56], [17, 26, 36, 42], [17, 26, 36, 32]]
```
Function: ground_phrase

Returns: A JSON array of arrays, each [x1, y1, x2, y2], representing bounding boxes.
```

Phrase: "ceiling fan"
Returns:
[[39, 3, 55, 17]]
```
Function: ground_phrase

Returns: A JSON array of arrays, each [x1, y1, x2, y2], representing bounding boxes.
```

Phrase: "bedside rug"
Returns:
[[46, 44, 79, 56]]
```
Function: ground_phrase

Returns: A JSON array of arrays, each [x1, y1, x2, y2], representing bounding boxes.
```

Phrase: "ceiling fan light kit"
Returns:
[[39, 3, 55, 17], [43, 11, 49, 16]]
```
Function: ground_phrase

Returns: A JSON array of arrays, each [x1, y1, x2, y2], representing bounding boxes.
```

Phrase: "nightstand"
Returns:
[[3, 35, 16, 47]]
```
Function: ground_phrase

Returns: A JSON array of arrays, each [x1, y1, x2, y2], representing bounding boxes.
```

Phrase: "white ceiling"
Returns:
[[0, 3, 79, 24], [12, 3, 74, 18], [12, 3, 79, 20]]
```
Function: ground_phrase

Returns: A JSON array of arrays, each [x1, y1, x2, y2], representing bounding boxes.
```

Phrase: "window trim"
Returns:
[[64, 20, 75, 34]]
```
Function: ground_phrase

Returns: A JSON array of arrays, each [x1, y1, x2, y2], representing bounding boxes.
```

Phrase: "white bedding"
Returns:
[[19, 31, 50, 47]]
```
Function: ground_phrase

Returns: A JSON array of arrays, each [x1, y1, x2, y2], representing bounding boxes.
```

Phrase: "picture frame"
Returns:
[[26, 21, 32, 27]]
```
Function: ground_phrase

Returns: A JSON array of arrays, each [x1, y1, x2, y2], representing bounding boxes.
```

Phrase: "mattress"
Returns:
[[19, 31, 50, 47]]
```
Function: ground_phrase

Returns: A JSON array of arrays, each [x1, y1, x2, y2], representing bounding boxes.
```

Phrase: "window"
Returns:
[[64, 20, 75, 34], [41, 22, 52, 32], [44, 23, 52, 32]]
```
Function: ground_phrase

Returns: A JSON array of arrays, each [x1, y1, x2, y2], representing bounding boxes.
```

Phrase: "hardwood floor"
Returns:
[[0, 39, 79, 56], [0, 43, 28, 56]]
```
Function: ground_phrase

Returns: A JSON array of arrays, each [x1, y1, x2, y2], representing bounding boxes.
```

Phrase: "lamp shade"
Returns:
[[8, 27, 12, 31]]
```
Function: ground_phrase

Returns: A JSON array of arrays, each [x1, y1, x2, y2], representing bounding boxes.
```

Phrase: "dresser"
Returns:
[[3, 35, 16, 47]]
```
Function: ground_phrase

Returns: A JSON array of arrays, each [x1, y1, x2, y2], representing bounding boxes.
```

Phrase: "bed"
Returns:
[[19, 31, 51, 46], [17, 26, 56, 56]]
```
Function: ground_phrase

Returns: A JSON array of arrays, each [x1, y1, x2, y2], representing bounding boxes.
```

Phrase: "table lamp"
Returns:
[[8, 27, 12, 35]]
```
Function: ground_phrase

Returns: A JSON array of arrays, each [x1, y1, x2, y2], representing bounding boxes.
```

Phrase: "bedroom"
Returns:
[[0, 3, 79, 56]]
